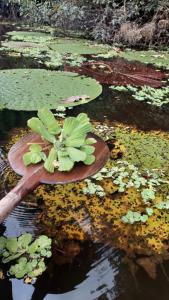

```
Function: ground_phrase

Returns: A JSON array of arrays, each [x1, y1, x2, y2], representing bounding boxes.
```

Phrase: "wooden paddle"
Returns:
[[0, 132, 109, 223]]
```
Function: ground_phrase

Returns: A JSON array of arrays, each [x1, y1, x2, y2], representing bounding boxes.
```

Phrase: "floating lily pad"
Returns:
[[0, 40, 48, 58], [0, 69, 102, 111], [47, 38, 109, 54], [6, 31, 54, 43], [1, 41, 43, 49]]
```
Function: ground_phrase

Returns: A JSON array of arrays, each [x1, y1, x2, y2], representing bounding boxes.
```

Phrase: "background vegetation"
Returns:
[[0, 1, 169, 47]]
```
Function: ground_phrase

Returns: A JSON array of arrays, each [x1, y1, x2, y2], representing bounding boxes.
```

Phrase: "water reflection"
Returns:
[[0, 240, 119, 300]]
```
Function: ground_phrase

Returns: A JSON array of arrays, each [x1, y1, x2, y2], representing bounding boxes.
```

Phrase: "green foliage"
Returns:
[[0, 234, 52, 280], [23, 144, 46, 166], [0, 69, 102, 111], [24, 109, 96, 173]]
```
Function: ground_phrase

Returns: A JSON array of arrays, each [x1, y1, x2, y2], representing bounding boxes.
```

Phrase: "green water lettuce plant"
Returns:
[[0, 234, 52, 280], [110, 85, 169, 107], [23, 109, 96, 173]]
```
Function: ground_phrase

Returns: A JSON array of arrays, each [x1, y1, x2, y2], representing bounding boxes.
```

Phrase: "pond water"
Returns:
[[0, 24, 169, 300]]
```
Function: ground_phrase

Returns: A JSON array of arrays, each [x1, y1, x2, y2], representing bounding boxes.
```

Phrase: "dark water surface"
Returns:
[[0, 24, 169, 300]]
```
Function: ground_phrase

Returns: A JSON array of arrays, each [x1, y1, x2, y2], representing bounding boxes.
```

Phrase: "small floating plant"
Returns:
[[24, 109, 97, 172]]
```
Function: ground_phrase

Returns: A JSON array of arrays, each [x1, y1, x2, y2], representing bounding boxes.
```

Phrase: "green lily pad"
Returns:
[[6, 31, 54, 43], [0, 69, 102, 111], [47, 38, 109, 54]]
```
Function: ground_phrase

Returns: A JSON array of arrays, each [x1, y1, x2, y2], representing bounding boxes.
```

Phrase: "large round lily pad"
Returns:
[[47, 38, 109, 54], [0, 69, 102, 111], [6, 32, 109, 54], [6, 31, 54, 43]]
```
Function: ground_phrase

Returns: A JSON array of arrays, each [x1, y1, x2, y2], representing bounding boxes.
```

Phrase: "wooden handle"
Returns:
[[0, 175, 40, 224]]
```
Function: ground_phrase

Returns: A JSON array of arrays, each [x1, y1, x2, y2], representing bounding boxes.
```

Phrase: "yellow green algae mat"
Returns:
[[0, 69, 102, 110]]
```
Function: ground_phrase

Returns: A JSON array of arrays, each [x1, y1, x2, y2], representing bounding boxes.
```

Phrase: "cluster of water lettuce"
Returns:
[[0, 234, 51, 280], [23, 108, 96, 173], [110, 85, 169, 107], [82, 160, 169, 224], [83, 179, 105, 197]]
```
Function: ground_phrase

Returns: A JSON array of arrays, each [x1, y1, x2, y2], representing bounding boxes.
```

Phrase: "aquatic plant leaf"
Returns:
[[67, 147, 87, 162], [58, 152, 74, 172], [29, 144, 42, 152], [6, 238, 18, 253], [0, 69, 102, 111], [141, 189, 155, 204], [36, 236, 52, 249], [27, 118, 56, 144], [0, 233, 52, 280], [65, 135, 85, 148], [23, 143, 46, 166], [38, 108, 61, 135], [71, 122, 93, 137], [44, 147, 57, 173], [23, 152, 43, 166], [63, 117, 79, 136], [81, 145, 95, 155], [84, 155, 96, 165], [2, 252, 25, 264], [85, 138, 97, 145], [18, 234, 32, 249], [129, 85, 169, 107], [23, 110, 96, 172], [76, 113, 90, 123], [146, 208, 154, 216], [9, 257, 28, 278]]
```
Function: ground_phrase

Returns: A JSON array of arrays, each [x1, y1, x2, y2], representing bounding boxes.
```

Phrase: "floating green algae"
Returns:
[[0, 69, 102, 111], [115, 126, 169, 173]]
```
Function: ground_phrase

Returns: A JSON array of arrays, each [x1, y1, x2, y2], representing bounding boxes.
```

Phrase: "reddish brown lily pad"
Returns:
[[65, 57, 167, 88]]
